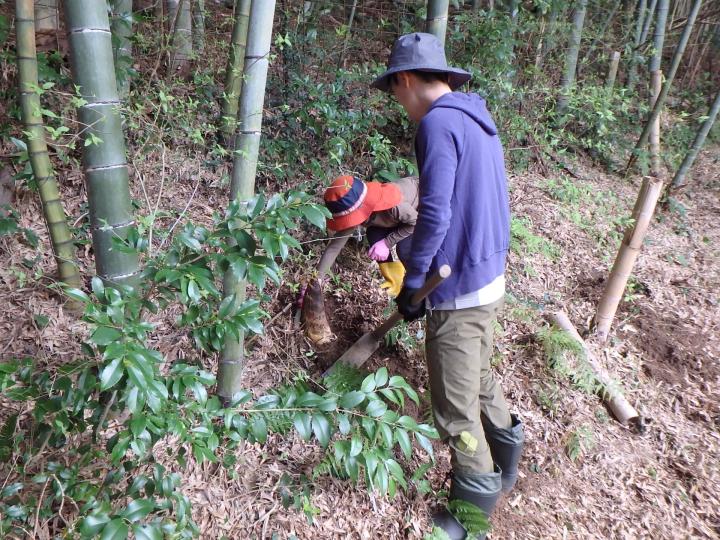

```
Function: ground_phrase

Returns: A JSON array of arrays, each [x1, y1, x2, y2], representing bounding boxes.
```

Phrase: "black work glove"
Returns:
[[395, 286, 426, 322]]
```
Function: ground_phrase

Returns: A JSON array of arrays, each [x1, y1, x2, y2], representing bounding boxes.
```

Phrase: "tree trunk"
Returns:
[[110, 0, 133, 98], [168, 0, 192, 73], [626, 0, 647, 92], [34, 0, 58, 32], [557, 0, 588, 115], [593, 176, 664, 342], [670, 88, 720, 188], [16, 0, 82, 292], [626, 0, 703, 171], [220, 0, 251, 142], [219, 0, 277, 402], [425, 0, 450, 46], [64, 0, 140, 285], [192, 0, 205, 53]]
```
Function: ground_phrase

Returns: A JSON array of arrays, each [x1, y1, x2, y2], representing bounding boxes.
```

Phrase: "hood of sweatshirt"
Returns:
[[427, 92, 498, 136]]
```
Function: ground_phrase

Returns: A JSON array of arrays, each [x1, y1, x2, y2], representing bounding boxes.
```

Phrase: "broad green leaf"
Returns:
[[65, 288, 90, 304], [100, 357, 124, 391], [378, 423, 393, 448], [365, 399, 387, 418], [251, 417, 267, 443], [395, 428, 412, 460], [360, 373, 376, 393], [302, 205, 327, 229], [311, 413, 331, 447], [350, 435, 362, 457], [100, 518, 129, 540], [92, 326, 122, 346], [121, 498, 154, 522], [133, 523, 162, 540], [292, 412, 311, 441], [91, 276, 105, 299], [374, 367, 388, 387], [415, 433, 434, 457], [79, 514, 111, 536]]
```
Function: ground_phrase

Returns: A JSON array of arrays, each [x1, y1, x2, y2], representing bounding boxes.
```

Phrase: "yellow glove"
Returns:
[[378, 261, 405, 298]]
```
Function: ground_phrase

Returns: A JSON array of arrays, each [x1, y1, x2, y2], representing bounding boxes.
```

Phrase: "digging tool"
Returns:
[[326, 265, 451, 374]]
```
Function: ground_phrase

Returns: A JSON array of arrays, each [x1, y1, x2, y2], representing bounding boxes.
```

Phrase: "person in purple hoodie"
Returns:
[[371, 33, 525, 539]]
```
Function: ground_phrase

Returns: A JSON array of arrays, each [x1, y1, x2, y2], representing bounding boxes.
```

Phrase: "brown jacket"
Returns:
[[318, 176, 419, 276]]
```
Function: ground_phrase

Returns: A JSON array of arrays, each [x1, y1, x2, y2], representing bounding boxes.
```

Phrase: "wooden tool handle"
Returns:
[[372, 265, 452, 338]]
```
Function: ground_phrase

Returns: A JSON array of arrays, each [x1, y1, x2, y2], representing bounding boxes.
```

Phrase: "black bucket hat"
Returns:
[[371, 32, 471, 92]]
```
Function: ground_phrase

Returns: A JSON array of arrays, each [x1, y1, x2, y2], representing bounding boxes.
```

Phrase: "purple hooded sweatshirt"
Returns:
[[404, 92, 510, 306]]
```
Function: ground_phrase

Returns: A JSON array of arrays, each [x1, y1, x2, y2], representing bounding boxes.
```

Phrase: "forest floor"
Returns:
[[1, 137, 718, 538]]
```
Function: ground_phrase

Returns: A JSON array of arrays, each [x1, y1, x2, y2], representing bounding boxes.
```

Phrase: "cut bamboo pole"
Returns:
[[220, 0, 251, 142], [64, 0, 140, 285], [16, 0, 82, 292], [426, 0, 450, 47], [593, 176, 664, 341], [548, 311, 640, 426], [219, 0, 276, 402]]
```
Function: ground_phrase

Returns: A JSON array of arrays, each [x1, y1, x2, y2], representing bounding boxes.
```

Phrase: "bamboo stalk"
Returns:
[[426, 0, 450, 47], [337, 0, 358, 68], [192, 0, 205, 53], [34, 0, 58, 32], [110, 0, 133, 98], [593, 176, 664, 342], [219, 0, 277, 402], [626, 0, 647, 92], [639, 0, 658, 45], [648, 69, 662, 176], [606, 51, 621, 93], [557, 0, 588, 115], [16, 0, 82, 293], [649, 0, 669, 72], [626, 0, 703, 172], [64, 0, 140, 285], [169, 0, 192, 72], [548, 311, 640, 426], [670, 88, 720, 188], [220, 0, 252, 142]]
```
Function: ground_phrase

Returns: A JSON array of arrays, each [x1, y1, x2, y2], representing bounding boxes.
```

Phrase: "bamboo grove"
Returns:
[[0, 0, 718, 537]]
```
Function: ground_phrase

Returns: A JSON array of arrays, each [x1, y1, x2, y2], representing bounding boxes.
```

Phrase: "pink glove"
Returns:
[[368, 239, 390, 261]]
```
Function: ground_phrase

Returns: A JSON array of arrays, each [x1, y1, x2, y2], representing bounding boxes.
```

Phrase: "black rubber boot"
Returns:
[[482, 413, 524, 493], [432, 468, 503, 540]]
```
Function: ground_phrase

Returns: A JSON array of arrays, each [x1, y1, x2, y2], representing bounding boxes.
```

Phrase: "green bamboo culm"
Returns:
[[625, 0, 702, 172], [219, 0, 277, 402], [64, 0, 140, 286], [110, 0, 133, 98], [670, 89, 720, 188], [557, 0, 588, 115], [220, 0, 252, 142], [16, 0, 82, 292], [192, 0, 206, 53], [425, 0, 449, 46], [626, 0, 647, 92], [168, 0, 192, 72]]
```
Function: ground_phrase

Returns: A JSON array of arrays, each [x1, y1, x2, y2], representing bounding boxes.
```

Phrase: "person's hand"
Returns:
[[368, 239, 390, 261], [395, 285, 426, 322]]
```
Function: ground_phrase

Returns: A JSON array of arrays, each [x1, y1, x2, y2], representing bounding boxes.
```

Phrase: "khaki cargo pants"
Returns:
[[425, 297, 511, 475]]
